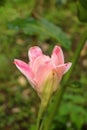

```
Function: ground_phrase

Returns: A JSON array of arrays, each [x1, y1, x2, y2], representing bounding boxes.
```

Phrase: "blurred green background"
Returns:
[[0, 0, 87, 130]]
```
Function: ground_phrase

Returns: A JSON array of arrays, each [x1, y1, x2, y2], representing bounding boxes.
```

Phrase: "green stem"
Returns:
[[62, 31, 87, 85], [36, 102, 45, 130], [43, 30, 87, 130]]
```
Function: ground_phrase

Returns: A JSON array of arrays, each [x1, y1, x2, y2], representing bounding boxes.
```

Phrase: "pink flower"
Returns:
[[14, 46, 72, 96]]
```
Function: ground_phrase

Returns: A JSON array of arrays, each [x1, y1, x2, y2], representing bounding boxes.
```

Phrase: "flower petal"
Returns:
[[28, 46, 43, 65], [32, 55, 50, 74], [34, 61, 53, 92], [51, 45, 64, 66], [14, 59, 36, 87], [64, 62, 72, 74], [55, 62, 72, 81]]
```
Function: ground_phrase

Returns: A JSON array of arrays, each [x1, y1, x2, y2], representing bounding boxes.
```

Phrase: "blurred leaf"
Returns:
[[38, 18, 71, 49], [77, 2, 87, 22], [0, 94, 5, 103], [0, 55, 10, 80], [57, 0, 68, 5], [8, 17, 71, 49], [79, 0, 87, 9], [29, 125, 36, 130], [69, 81, 82, 88], [0, 0, 35, 24], [71, 112, 84, 129]]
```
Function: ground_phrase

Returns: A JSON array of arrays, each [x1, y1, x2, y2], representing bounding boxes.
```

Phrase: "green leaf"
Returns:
[[29, 125, 36, 130], [79, 0, 87, 9], [0, 0, 35, 23], [38, 18, 71, 49], [77, 2, 87, 22], [8, 17, 71, 50]]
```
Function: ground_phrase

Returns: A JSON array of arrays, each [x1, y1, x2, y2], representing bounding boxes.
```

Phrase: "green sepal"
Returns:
[[40, 70, 59, 109]]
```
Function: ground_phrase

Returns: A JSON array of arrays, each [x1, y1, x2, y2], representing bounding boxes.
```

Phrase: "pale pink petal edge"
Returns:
[[28, 46, 43, 63], [55, 62, 72, 81], [51, 45, 64, 65], [64, 62, 72, 74], [14, 59, 36, 87]]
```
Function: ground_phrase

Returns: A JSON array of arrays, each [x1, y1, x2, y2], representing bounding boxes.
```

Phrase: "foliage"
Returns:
[[8, 17, 71, 49], [55, 82, 87, 130], [78, 0, 87, 22], [0, 0, 87, 130]]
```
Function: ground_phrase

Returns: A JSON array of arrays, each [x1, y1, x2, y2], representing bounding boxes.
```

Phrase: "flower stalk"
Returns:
[[36, 101, 45, 130]]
